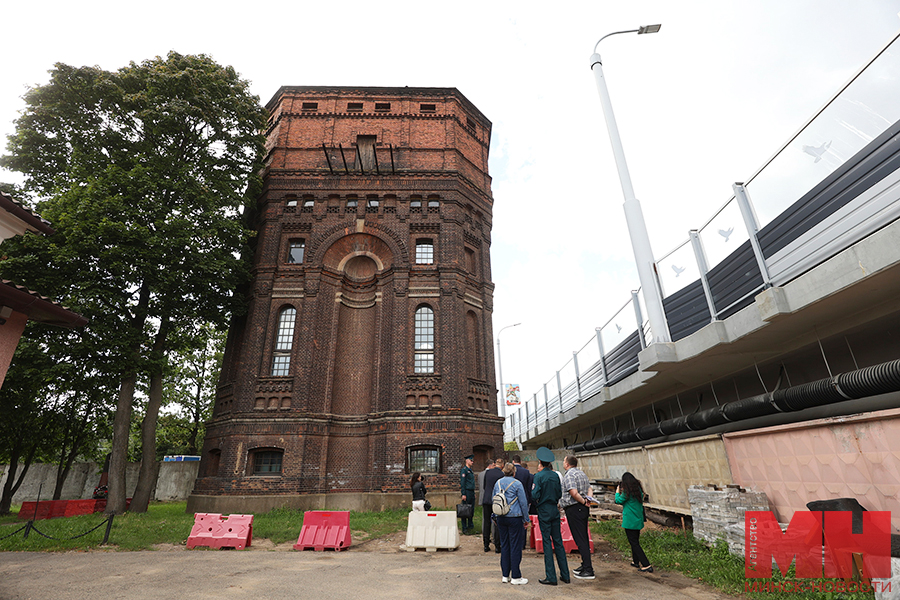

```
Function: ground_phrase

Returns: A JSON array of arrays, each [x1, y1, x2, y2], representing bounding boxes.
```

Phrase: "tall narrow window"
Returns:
[[357, 135, 376, 172], [415, 240, 434, 264], [414, 306, 435, 373], [288, 239, 305, 264], [271, 307, 296, 376]]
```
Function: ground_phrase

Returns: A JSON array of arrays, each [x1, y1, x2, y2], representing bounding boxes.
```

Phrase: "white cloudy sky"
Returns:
[[2, 0, 900, 419]]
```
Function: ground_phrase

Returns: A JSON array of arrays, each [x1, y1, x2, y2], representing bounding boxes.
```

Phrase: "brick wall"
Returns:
[[192, 87, 503, 508]]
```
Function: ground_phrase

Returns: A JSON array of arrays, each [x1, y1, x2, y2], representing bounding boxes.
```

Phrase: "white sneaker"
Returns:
[[511, 578, 528, 585], [501, 577, 509, 583]]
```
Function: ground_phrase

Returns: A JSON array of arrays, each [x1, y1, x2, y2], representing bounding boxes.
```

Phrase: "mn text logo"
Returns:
[[745, 510, 890, 579]]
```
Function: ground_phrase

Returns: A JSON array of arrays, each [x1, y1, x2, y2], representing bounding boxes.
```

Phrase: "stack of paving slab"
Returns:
[[688, 484, 770, 556]]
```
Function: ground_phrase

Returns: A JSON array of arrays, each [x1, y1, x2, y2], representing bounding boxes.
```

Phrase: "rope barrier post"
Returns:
[[101, 514, 114, 545], [23, 520, 32, 539]]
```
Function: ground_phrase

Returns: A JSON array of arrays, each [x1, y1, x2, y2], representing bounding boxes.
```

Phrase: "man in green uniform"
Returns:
[[459, 454, 475, 533], [531, 447, 570, 585]]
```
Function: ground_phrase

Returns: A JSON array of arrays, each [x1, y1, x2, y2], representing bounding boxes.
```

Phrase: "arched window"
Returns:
[[271, 307, 296, 376], [414, 306, 435, 374]]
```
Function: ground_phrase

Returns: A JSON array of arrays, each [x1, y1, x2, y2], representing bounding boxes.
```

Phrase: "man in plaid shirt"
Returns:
[[561, 455, 594, 579]]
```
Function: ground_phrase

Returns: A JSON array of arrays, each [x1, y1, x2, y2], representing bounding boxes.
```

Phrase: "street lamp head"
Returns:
[[593, 23, 662, 54]]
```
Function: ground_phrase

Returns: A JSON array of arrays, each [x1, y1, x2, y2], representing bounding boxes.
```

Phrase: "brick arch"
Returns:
[[309, 219, 409, 267]]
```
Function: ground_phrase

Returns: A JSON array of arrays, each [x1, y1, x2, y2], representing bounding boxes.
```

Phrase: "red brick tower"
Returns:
[[189, 87, 503, 513]]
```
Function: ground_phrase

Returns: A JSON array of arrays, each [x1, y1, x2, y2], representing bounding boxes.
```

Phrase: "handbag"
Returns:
[[423, 500, 432, 511], [456, 502, 474, 519]]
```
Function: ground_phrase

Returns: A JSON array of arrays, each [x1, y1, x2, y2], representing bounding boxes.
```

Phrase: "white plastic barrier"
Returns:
[[405, 510, 460, 552]]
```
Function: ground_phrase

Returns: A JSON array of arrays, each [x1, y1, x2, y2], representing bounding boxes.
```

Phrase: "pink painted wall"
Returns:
[[723, 408, 900, 532], [0, 309, 27, 388]]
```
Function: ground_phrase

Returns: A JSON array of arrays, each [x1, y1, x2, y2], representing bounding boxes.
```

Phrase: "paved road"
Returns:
[[0, 531, 734, 600]]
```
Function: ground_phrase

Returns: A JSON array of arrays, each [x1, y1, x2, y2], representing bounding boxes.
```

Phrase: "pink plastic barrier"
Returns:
[[294, 511, 352, 551], [186, 513, 253, 550], [532, 515, 594, 554]]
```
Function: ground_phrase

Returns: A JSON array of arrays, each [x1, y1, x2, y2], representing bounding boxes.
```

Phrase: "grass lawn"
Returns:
[[0, 501, 410, 552]]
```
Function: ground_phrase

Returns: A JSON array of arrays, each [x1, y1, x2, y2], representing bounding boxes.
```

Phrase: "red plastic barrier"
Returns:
[[529, 515, 539, 548], [294, 511, 352, 551], [213, 514, 254, 549], [187, 513, 222, 549], [532, 516, 594, 554], [187, 513, 254, 550]]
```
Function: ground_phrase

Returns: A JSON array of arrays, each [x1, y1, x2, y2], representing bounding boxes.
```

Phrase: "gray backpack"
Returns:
[[492, 481, 518, 516]]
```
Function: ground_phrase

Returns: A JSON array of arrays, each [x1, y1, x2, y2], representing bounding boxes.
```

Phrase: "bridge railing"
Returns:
[[504, 31, 900, 443]]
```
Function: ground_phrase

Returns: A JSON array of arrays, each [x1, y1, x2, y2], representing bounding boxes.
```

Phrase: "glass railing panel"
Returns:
[[600, 297, 638, 353], [656, 239, 700, 298], [746, 36, 900, 228], [698, 197, 750, 270]]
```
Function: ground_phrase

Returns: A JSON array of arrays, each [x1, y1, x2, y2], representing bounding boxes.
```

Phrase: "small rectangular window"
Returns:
[[367, 198, 380, 208], [347, 102, 363, 111], [346, 197, 358, 208], [374, 102, 391, 112], [285, 197, 298, 207], [420, 103, 436, 112], [428, 200, 440, 208], [407, 447, 440, 473], [416, 241, 434, 265], [302, 102, 318, 111], [303, 199, 315, 208], [288, 239, 305, 264], [253, 450, 283, 475], [466, 117, 476, 130]]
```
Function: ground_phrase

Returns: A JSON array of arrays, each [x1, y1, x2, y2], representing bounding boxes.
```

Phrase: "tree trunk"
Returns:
[[106, 373, 137, 515], [130, 372, 164, 512], [131, 320, 169, 513], [0, 446, 21, 515], [0, 443, 37, 515]]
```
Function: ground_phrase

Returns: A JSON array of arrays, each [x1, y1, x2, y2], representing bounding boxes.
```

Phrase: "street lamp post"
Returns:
[[496, 322, 521, 420], [590, 25, 671, 344]]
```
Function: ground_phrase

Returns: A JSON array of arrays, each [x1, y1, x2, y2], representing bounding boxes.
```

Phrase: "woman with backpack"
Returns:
[[492, 463, 529, 585], [615, 472, 652, 573]]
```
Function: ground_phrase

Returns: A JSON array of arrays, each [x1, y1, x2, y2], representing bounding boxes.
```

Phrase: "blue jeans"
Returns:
[[498, 515, 525, 579]]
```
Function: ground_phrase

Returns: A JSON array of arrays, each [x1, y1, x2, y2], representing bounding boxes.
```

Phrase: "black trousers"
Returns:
[[563, 503, 592, 571], [482, 505, 499, 548], [625, 527, 650, 567]]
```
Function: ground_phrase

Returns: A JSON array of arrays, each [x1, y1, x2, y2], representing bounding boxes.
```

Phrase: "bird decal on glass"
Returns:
[[718, 227, 734, 242], [615, 323, 622, 333], [671, 264, 685, 277], [802, 140, 831, 163]]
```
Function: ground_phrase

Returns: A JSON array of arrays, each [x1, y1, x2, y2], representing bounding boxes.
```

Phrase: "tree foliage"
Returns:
[[1, 52, 267, 513]]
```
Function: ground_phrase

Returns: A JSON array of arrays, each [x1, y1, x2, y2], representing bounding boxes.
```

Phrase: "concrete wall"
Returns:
[[723, 407, 900, 531], [0, 461, 199, 503], [573, 434, 734, 514]]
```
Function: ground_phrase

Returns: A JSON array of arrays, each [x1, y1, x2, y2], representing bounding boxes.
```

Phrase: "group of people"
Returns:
[[413, 449, 652, 585]]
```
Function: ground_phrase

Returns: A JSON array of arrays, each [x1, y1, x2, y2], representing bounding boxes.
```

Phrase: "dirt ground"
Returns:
[[0, 524, 739, 600]]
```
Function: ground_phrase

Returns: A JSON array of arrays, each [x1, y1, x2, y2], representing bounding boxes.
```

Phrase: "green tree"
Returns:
[[1, 52, 266, 513]]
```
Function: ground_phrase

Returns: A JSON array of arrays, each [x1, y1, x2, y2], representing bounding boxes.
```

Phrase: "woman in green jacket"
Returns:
[[615, 472, 652, 573]]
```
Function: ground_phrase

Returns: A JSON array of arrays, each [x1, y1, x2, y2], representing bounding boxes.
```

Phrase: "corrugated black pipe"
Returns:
[[567, 358, 900, 453]]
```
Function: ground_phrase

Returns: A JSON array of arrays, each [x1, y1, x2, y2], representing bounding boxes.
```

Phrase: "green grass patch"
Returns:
[[593, 521, 876, 600], [0, 502, 414, 551]]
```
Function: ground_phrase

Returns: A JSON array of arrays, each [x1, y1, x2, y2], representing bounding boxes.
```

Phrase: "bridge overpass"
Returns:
[[505, 31, 900, 530]]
